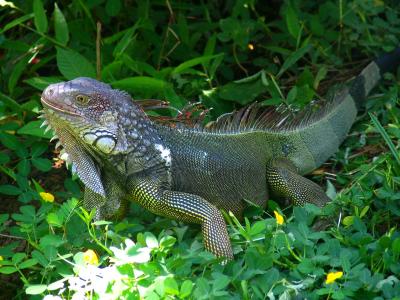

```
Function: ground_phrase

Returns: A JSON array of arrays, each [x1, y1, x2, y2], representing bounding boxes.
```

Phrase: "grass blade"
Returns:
[[369, 112, 400, 167]]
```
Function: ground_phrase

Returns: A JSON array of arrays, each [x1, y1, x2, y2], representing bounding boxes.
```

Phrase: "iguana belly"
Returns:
[[161, 130, 269, 216]]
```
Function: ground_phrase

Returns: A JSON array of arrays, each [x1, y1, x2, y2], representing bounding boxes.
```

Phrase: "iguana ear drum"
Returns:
[[95, 136, 116, 154], [83, 131, 116, 154]]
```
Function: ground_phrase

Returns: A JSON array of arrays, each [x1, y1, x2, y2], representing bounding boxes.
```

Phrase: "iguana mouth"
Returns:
[[41, 97, 80, 117]]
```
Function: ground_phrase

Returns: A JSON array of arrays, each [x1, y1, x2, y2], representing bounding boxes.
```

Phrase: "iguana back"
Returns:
[[158, 54, 398, 213]]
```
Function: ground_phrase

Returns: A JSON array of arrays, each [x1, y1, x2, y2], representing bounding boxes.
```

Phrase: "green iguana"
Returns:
[[40, 48, 400, 260]]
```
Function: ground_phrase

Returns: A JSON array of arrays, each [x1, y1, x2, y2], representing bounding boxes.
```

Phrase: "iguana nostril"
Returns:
[[48, 88, 54, 96]]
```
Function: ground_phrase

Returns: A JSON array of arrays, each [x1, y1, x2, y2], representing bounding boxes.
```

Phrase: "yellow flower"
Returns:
[[274, 210, 284, 225], [40, 192, 54, 203], [248, 43, 255, 50], [83, 249, 99, 265], [326, 271, 343, 284]]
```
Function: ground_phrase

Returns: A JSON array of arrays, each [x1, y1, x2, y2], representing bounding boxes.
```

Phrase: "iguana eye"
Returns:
[[75, 94, 90, 106]]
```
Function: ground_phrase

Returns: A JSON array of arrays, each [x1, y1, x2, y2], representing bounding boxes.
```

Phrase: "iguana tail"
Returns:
[[292, 47, 400, 173], [277, 47, 400, 173], [349, 47, 400, 109], [204, 48, 400, 174]]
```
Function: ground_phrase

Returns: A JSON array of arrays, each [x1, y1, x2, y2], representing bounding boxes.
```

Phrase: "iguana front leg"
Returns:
[[83, 172, 128, 220], [266, 158, 331, 207], [128, 176, 233, 260]]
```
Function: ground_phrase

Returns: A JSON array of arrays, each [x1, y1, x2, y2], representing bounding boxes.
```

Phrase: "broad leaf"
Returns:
[[172, 54, 224, 74], [0, 13, 34, 34], [56, 47, 96, 80], [54, 3, 69, 45], [277, 44, 311, 77], [18, 120, 53, 139], [24, 76, 62, 91], [111, 77, 166, 96], [33, 0, 48, 34], [25, 285, 47, 295]]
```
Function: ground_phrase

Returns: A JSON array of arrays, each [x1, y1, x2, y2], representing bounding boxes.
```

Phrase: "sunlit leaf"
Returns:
[[33, 0, 48, 34], [54, 3, 69, 45], [56, 47, 96, 80]]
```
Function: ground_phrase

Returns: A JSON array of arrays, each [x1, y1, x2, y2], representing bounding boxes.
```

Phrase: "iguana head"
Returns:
[[40, 77, 164, 196], [41, 77, 141, 155]]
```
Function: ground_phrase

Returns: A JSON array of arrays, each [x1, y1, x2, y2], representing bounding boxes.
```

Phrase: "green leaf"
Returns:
[[369, 113, 400, 167], [92, 220, 112, 226], [12, 252, 26, 264], [218, 72, 268, 105], [124, 245, 151, 263], [31, 250, 49, 267], [177, 13, 189, 45], [172, 54, 224, 74], [18, 120, 54, 139], [106, 0, 121, 16], [47, 279, 66, 291], [40, 234, 64, 248], [212, 274, 230, 290], [32, 158, 52, 172], [0, 13, 34, 34], [0, 266, 18, 274], [31, 143, 48, 157], [18, 192, 34, 203], [342, 216, 354, 226], [249, 220, 266, 236], [0, 132, 20, 150], [19, 258, 38, 269], [286, 86, 298, 103], [25, 284, 47, 295], [359, 206, 370, 219], [180, 280, 194, 298], [17, 159, 31, 176], [277, 44, 311, 77], [0, 152, 10, 164], [204, 34, 217, 56], [0, 91, 22, 112], [295, 85, 315, 106], [194, 278, 210, 298], [314, 66, 328, 90], [285, 4, 300, 38], [393, 238, 400, 255], [54, 3, 69, 45], [0, 185, 21, 196], [160, 236, 176, 249], [24, 76, 61, 91], [8, 56, 29, 94], [15, 146, 29, 159], [145, 232, 159, 249], [20, 205, 36, 217], [56, 47, 96, 80], [33, 0, 48, 34], [113, 25, 138, 58], [164, 277, 179, 295], [111, 77, 166, 96], [297, 258, 315, 274], [46, 212, 63, 227]]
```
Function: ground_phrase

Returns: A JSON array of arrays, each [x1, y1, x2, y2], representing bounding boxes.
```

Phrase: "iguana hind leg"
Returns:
[[128, 176, 233, 260], [266, 158, 330, 207]]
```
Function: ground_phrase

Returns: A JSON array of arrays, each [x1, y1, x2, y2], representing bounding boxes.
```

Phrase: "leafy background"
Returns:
[[0, 0, 400, 299]]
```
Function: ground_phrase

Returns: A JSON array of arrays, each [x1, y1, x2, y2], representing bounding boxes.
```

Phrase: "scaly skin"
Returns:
[[40, 48, 400, 260]]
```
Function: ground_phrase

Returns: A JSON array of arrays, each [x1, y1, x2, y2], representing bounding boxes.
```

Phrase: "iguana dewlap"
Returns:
[[40, 48, 400, 260]]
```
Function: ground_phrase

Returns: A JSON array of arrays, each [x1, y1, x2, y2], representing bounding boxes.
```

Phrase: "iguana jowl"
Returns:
[[40, 49, 400, 260]]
